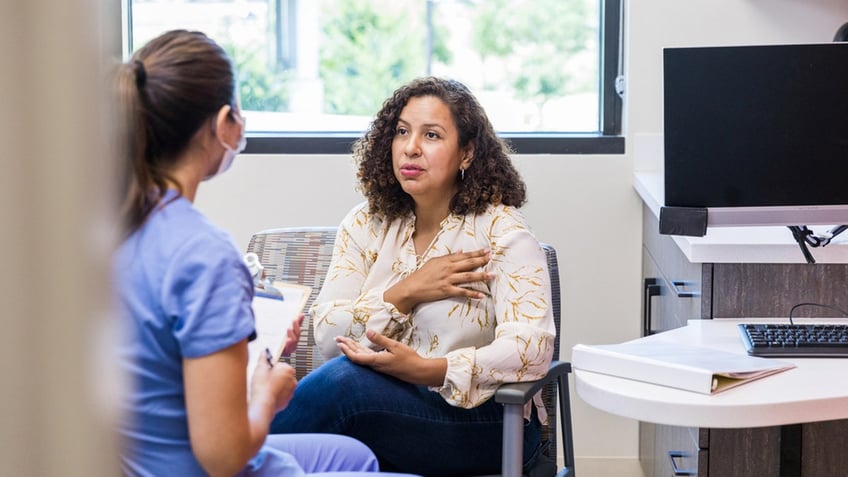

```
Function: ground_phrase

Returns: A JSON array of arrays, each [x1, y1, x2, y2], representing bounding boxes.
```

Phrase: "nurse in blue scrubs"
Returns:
[[113, 28, 421, 477]]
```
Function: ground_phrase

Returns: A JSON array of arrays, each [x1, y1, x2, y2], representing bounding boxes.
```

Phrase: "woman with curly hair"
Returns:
[[269, 77, 556, 476]]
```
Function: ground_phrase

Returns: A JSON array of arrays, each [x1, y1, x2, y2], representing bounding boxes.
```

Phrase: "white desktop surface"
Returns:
[[574, 319, 848, 428]]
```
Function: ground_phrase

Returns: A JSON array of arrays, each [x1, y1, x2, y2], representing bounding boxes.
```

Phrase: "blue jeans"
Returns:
[[269, 356, 542, 477]]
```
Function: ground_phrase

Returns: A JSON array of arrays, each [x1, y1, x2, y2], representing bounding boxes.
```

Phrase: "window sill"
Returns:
[[243, 133, 625, 155]]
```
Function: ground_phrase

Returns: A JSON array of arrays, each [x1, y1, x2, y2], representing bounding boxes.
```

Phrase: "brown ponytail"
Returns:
[[115, 30, 237, 236]]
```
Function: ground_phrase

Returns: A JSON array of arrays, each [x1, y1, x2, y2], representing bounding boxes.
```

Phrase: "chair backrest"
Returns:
[[247, 226, 337, 379], [538, 242, 562, 466], [247, 228, 563, 464]]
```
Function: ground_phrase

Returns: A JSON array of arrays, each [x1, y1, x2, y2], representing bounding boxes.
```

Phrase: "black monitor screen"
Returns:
[[663, 43, 848, 209]]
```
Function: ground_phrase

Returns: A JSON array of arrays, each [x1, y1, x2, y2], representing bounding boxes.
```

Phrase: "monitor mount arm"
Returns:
[[785, 25, 848, 265], [787, 225, 848, 264]]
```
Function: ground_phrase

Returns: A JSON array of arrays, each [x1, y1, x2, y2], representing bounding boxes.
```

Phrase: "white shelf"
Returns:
[[633, 171, 848, 264]]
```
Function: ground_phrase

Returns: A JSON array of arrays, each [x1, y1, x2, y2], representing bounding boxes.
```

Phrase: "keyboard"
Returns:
[[738, 323, 848, 357]]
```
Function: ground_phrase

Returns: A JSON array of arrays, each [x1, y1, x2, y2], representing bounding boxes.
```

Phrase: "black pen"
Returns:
[[264, 347, 274, 368]]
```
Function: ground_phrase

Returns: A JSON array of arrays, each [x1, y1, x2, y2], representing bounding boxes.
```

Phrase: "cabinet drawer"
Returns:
[[801, 418, 848, 475], [639, 422, 657, 477], [711, 263, 848, 318], [643, 247, 702, 333], [706, 427, 781, 476], [656, 425, 699, 476], [643, 206, 703, 331]]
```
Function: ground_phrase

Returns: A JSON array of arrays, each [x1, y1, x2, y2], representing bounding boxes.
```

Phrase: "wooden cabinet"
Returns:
[[640, 205, 704, 477], [640, 205, 848, 477], [802, 420, 848, 475]]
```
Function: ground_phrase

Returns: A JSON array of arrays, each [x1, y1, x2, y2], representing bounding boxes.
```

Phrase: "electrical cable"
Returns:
[[788, 302, 848, 325]]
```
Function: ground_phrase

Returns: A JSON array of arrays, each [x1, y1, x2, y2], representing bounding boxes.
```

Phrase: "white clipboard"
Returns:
[[246, 281, 311, 384]]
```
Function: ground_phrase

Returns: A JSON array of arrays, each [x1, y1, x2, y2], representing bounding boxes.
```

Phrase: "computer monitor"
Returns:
[[662, 43, 848, 231]]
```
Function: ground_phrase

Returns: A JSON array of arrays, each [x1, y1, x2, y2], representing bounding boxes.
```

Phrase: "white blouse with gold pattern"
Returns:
[[312, 201, 556, 418]]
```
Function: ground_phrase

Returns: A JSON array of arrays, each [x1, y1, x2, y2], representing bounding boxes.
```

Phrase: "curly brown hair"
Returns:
[[352, 76, 527, 221]]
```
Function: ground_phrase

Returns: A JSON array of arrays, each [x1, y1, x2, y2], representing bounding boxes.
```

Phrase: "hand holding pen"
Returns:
[[251, 347, 297, 414]]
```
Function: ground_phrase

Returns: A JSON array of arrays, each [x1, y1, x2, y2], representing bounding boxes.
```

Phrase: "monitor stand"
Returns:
[[788, 225, 848, 264]]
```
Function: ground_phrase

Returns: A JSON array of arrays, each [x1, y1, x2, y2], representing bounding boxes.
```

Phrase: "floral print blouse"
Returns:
[[311, 201, 556, 420]]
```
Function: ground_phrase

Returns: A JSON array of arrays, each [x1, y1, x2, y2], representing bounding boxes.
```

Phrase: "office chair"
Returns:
[[246, 226, 337, 378], [247, 227, 574, 477], [477, 243, 574, 477]]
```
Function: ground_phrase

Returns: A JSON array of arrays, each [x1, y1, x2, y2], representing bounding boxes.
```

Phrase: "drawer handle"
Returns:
[[668, 450, 697, 476], [643, 278, 661, 336], [670, 280, 700, 298]]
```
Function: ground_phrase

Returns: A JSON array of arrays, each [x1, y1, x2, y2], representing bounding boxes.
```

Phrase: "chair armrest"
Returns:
[[493, 361, 572, 405]]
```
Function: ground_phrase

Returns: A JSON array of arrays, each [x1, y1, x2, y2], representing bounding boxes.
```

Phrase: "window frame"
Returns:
[[125, 0, 624, 155]]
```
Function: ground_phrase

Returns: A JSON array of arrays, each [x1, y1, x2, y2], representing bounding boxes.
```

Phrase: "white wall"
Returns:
[[196, 1, 848, 475], [628, 0, 848, 141]]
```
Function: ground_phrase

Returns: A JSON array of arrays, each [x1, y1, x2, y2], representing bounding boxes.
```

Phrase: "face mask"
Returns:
[[205, 114, 246, 180]]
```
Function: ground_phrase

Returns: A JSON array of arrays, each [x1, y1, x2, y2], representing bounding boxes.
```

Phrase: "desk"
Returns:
[[630, 159, 848, 475], [574, 319, 848, 476], [575, 318, 848, 428]]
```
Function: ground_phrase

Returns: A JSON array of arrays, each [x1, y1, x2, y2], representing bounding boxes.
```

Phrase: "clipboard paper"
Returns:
[[572, 341, 796, 395], [247, 281, 311, 381]]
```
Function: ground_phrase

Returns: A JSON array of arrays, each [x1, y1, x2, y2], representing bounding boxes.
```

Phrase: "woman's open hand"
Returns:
[[336, 330, 446, 386]]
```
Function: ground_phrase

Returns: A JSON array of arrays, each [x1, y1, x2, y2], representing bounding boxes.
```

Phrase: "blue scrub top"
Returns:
[[114, 190, 257, 476]]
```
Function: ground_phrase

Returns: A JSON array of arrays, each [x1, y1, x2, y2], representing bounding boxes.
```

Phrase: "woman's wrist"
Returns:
[[419, 357, 448, 386], [247, 390, 276, 424], [383, 282, 414, 315]]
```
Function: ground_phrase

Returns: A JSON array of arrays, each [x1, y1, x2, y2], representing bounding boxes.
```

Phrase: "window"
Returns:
[[125, 0, 623, 154]]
